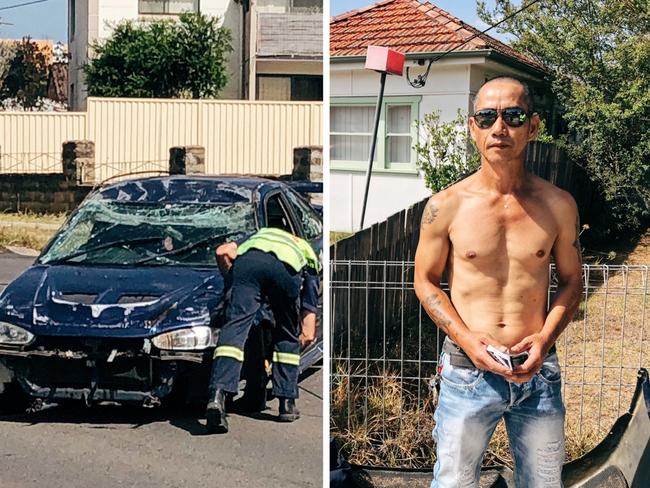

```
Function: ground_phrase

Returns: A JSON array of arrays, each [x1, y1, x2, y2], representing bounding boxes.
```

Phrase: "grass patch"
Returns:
[[331, 365, 602, 469], [0, 211, 67, 225], [0, 227, 56, 251], [0, 212, 67, 250]]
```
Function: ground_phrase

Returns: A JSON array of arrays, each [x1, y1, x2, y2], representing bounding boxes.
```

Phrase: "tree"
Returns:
[[84, 13, 233, 99], [0, 41, 17, 88], [0, 38, 49, 110], [478, 0, 650, 237]]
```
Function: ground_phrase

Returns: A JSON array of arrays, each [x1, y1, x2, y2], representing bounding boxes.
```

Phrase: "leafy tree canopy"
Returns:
[[478, 0, 650, 236], [0, 38, 49, 109], [84, 13, 233, 99]]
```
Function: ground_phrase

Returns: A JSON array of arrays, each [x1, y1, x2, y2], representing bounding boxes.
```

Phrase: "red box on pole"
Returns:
[[364, 46, 405, 76]]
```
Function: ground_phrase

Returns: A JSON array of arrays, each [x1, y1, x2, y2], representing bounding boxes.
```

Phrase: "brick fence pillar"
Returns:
[[292, 146, 323, 182], [169, 146, 205, 175], [62, 140, 95, 185], [292, 146, 322, 206]]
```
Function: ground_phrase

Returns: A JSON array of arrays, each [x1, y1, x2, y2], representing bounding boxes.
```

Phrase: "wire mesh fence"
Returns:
[[330, 261, 650, 467]]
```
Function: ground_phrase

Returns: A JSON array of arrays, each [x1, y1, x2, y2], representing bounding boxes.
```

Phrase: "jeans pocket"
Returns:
[[537, 353, 562, 385], [439, 352, 484, 389]]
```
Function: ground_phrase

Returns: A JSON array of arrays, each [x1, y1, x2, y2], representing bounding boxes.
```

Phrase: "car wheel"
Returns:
[[0, 382, 30, 414]]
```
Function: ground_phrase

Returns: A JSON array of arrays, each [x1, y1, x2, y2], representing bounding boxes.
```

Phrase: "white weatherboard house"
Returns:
[[330, 0, 548, 232], [68, 0, 322, 110]]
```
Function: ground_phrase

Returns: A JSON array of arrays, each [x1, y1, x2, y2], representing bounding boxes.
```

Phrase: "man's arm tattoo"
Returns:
[[424, 293, 451, 332], [421, 200, 439, 226], [572, 216, 582, 263]]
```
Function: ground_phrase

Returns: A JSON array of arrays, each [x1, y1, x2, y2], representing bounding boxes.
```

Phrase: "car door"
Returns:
[[282, 188, 323, 258]]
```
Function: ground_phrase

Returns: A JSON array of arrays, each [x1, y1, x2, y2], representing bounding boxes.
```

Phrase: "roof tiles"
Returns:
[[330, 0, 543, 71]]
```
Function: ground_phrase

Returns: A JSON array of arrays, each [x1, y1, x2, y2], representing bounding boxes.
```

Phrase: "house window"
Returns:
[[138, 0, 199, 14], [70, 0, 75, 38], [291, 0, 323, 12], [330, 96, 421, 173], [257, 75, 322, 101]]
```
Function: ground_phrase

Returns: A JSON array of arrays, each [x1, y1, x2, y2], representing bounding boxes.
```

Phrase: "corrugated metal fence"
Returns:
[[0, 98, 322, 180]]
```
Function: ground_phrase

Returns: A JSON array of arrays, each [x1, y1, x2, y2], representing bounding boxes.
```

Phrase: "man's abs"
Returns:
[[451, 286, 548, 347], [447, 222, 554, 347]]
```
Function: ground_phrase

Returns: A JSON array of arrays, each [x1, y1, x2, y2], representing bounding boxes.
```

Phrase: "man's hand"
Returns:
[[508, 333, 552, 383], [299, 311, 317, 349], [458, 331, 513, 378], [215, 242, 238, 275]]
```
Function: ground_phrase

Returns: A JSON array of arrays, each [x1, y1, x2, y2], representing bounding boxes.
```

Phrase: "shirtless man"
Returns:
[[414, 77, 583, 488]]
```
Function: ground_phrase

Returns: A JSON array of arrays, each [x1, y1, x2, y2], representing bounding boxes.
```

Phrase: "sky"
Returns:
[[0, 0, 510, 45], [0, 0, 67, 41]]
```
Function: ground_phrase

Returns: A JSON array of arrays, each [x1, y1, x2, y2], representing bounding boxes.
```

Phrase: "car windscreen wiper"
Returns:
[[41, 236, 164, 264], [131, 231, 245, 265]]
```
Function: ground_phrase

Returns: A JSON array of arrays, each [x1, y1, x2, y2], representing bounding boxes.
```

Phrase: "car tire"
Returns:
[[0, 382, 30, 414]]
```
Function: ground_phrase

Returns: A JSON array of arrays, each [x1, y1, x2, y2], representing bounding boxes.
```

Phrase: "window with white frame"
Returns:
[[139, 0, 198, 14], [330, 96, 420, 172]]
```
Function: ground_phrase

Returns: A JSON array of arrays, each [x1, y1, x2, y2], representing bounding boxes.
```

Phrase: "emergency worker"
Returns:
[[205, 227, 320, 434]]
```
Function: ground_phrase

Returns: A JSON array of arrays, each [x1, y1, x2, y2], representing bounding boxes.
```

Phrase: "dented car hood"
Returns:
[[0, 264, 224, 338]]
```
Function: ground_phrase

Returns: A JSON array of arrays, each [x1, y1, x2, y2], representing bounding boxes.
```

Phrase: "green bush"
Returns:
[[84, 13, 232, 99], [413, 110, 480, 193]]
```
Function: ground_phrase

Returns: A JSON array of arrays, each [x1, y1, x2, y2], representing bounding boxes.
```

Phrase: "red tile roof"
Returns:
[[330, 0, 544, 72]]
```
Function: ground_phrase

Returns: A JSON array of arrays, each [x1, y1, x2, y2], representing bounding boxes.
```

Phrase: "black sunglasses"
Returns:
[[472, 107, 531, 129]]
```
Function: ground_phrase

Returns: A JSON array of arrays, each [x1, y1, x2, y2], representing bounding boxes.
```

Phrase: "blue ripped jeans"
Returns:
[[431, 350, 566, 488]]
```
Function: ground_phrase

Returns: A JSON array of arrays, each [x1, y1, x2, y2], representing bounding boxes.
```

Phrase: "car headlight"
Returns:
[[0, 322, 35, 346], [151, 326, 215, 351]]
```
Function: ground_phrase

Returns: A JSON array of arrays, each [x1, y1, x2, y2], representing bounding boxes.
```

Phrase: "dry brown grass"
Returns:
[[0, 226, 56, 250], [0, 212, 66, 251], [331, 366, 604, 469], [0, 211, 67, 225], [331, 365, 436, 468]]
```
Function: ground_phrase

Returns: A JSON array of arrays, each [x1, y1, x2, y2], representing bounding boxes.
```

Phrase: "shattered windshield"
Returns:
[[40, 199, 257, 266]]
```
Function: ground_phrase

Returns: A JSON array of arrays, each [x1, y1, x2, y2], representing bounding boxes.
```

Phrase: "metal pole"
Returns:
[[359, 71, 387, 231]]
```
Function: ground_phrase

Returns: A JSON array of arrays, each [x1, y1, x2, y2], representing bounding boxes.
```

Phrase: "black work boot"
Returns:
[[278, 397, 300, 422], [205, 389, 229, 434]]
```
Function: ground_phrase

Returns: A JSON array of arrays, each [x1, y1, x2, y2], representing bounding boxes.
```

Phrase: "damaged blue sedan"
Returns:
[[0, 175, 322, 411]]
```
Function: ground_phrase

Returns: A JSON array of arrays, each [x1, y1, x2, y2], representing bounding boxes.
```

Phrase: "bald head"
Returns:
[[474, 77, 533, 113]]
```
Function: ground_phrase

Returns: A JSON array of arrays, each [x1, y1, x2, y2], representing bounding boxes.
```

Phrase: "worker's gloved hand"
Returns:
[[215, 242, 238, 275], [299, 311, 317, 349]]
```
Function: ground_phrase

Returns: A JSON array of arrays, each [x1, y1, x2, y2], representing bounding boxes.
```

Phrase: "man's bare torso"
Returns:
[[443, 172, 564, 347]]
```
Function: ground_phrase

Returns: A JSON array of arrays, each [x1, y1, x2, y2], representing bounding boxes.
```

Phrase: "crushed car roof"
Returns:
[[94, 176, 276, 204]]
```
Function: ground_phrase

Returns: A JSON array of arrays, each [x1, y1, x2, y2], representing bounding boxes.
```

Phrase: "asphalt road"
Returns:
[[0, 250, 324, 487], [0, 250, 36, 288]]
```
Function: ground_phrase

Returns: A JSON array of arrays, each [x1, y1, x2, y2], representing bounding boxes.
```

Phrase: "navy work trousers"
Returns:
[[209, 249, 302, 399]]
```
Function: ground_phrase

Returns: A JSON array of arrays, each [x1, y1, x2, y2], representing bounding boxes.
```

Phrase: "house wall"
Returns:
[[69, 0, 243, 110], [68, 0, 95, 111], [257, 60, 322, 75], [330, 60, 476, 232], [330, 58, 544, 232], [200, 1, 243, 99]]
